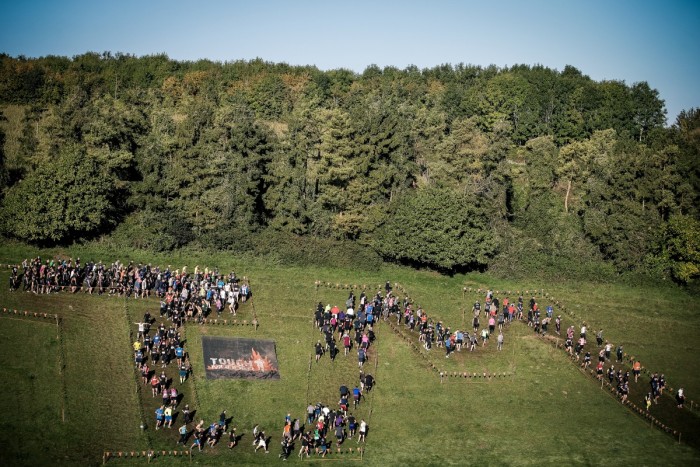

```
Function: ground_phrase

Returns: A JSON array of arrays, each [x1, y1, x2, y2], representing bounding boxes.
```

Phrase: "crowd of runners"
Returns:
[[257, 378, 373, 460], [498, 290, 689, 413], [181, 381, 373, 458], [9, 259, 689, 455], [313, 287, 386, 366], [10, 257, 251, 322], [314, 282, 510, 363], [134, 263, 375, 458], [392, 288, 510, 356], [121, 261, 253, 453]]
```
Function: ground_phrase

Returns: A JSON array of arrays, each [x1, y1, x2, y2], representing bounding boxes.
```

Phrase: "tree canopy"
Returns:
[[0, 53, 697, 282]]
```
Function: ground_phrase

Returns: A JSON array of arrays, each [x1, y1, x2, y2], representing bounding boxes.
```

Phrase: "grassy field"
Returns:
[[0, 291, 146, 466], [0, 243, 698, 465], [0, 316, 64, 465]]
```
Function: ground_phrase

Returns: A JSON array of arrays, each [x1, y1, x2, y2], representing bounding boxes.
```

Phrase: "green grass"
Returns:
[[0, 242, 698, 465], [0, 294, 146, 466], [0, 316, 63, 466]]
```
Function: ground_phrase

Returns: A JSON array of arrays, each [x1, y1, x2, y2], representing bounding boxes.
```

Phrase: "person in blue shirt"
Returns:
[[352, 386, 362, 408], [155, 406, 165, 430], [175, 345, 184, 366], [190, 432, 203, 451], [177, 423, 188, 445]]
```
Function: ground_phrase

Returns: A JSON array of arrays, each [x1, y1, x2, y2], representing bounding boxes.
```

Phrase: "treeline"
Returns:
[[0, 52, 698, 283]]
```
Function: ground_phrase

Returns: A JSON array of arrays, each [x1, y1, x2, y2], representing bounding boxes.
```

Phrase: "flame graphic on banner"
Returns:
[[251, 347, 276, 372], [202, 336, 280, 379]]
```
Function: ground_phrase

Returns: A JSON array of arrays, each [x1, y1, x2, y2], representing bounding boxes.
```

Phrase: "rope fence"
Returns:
[[186, 317, 259, 328], [103, 450, 188, 464], [179, 324, 202, 417], [101, 445, 365, 464]]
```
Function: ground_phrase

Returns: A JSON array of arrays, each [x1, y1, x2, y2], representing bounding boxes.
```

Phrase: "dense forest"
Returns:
[[0, 52, 698, 283]]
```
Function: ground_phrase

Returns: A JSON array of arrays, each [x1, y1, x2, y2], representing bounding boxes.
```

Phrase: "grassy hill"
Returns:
[[0, 243, 698, 465]]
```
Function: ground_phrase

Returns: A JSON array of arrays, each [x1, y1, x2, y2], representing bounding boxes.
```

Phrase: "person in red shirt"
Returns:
[[150, 374, 160, 397], [633, 360, 641, 382], [343, 333, 351, 356]]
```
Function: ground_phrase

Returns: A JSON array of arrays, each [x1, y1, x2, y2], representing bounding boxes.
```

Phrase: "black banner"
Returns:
[[202, 336, 280, 380]]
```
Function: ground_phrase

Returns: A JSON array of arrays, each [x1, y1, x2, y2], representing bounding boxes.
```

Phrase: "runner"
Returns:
[[164, 406, 173, 428], [633, 360, 641, 383], [352, 386, 362, 409], [358, 419, 367, 443], [358, 348, 366, 368], [315, 341, 323, 363], [254, 429, 268, 453], [676, 388, 685, 408], [190, 432, 203, 451], [227, 428, 238, 449], [155, 405, 165, 430], [178, 423, 188, 444]]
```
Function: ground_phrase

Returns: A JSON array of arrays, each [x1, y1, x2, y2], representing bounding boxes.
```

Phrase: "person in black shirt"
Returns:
[[315, 341, 323, 363], [364, 374, 374, 392]]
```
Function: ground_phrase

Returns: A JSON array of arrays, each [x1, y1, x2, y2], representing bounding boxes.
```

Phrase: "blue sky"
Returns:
[[1, 0, 698, 124]]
